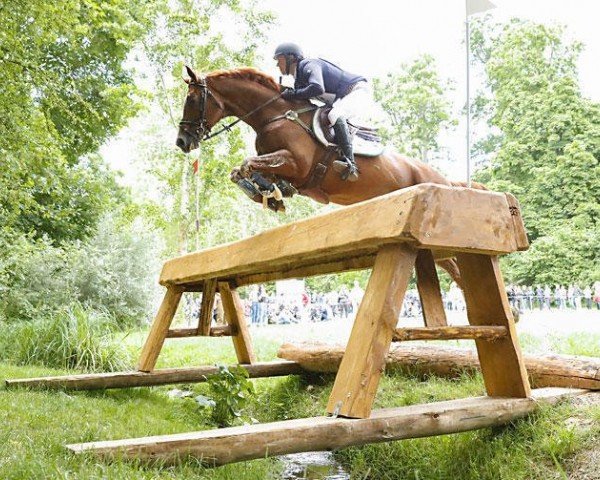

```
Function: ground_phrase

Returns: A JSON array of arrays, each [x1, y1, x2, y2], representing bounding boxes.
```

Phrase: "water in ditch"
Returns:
[[279, 451, 350, 480]]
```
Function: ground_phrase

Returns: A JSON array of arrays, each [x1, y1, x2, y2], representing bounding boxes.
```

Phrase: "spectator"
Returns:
[[583, 285, 593, 309], [543, 285, 552, 310], [337, 286, 352, 319], [350, 280, 364, 314], [594, 282, 600, 310], [535, 285, 544, 310]]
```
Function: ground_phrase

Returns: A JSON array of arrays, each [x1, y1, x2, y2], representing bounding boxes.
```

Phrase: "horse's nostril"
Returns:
[[176, 138, 185, 149]]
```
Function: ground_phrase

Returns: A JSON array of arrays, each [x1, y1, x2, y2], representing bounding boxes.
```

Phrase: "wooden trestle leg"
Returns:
[[456, 253, 531, 398], [219, 282, 256, 364], [197, 279, 217, 336], [137, 286, 184, 372], [326, 244, 417, 419], [416, 250, 448, 327]]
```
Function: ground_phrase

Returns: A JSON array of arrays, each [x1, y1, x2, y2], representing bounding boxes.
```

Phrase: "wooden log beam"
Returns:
[[159, 185, 526, 287], [65, 388, 588, 466], [5, 361, 303, 391], [137, 287, 183, 372], [393, 326, 507, 342], [197, 279, 217, 336], [166, 326, 234, 338], [278, 343, 600, 390], [415, 250, 447, 327]]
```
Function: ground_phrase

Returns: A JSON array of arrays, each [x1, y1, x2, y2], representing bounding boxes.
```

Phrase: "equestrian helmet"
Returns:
[[273, 42, 304, 59]]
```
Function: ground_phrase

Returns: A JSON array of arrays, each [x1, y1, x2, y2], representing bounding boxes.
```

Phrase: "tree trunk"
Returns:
[[278, 342, 600, 390]]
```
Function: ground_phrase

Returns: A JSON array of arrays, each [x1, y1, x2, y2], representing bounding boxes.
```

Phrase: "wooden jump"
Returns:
[[6, 184, 549, 466], [66, 388, 587, 466]]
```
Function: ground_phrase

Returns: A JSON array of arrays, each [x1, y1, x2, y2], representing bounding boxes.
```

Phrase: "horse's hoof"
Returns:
[[272, 184, 283, 201], [267, 198, 286, 213]]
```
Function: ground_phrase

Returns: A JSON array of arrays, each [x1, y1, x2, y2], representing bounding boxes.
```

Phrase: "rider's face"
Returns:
[[276, 55, 287, 75]]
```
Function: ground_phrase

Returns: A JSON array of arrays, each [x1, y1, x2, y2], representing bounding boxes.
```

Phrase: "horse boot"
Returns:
[[251, 172, 283, 201], [235, 177, 263, 204], [331, 118, 359, 182]]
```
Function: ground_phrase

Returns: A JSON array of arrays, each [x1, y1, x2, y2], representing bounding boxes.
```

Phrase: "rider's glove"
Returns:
[[281, 88, 297, 101]]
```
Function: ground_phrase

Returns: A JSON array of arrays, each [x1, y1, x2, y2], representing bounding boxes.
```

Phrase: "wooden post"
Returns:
[[456, 253, 531, 398], [218, 282, 256, 364], [197, 279, 217, 336], [326, 244, 417, 419], [415, 250, 447, 327], [137, 286, 184, 372]]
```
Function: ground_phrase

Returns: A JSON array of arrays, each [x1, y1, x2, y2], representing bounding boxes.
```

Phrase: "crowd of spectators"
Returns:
[[505, 282, 600, 312], [183, 280, 600, 327]]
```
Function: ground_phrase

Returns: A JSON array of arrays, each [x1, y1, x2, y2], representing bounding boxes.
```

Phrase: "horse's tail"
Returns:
[[450, 180, 488, 191]]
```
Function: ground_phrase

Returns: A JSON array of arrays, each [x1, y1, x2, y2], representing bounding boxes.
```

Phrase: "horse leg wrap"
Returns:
[[236, 178, 262, 203], [275, 179, 298, 198], [250, 172, 285, 201]]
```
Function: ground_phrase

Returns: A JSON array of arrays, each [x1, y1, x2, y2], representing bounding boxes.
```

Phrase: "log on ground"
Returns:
[[66, 388, 589, 466], [5, 361, 303, 391], [278, 342, 600, 390]]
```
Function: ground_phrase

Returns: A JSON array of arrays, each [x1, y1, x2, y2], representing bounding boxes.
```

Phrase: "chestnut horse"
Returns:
[[176, 66, 483, 286]]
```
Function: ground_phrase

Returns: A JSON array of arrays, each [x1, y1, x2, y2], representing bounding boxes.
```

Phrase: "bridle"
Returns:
[[178, 77, 215, 143], [179, 75, 284, 143]]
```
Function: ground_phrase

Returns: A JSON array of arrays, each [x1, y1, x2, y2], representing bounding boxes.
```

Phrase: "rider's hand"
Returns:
[[281, 88, 297, 101]]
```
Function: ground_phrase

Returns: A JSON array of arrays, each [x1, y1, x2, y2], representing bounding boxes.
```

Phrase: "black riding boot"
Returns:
[[331, 118, 359, 181]]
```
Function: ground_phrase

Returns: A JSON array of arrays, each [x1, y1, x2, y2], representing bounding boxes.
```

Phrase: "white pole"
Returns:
[[466, 15, 471, 188]]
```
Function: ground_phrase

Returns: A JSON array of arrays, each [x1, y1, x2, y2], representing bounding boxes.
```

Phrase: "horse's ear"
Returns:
[[185, 65, 198, 83]]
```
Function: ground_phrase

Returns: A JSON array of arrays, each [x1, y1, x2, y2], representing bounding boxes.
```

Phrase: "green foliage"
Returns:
[[374, 54, 456, 162], [0, 213, 162, 325], [199, 365, 256, 427], [0, 303, 131, 372], [471, 19, 600, 285], [68, 214, 163, 326], [0, 1, 157, 244]]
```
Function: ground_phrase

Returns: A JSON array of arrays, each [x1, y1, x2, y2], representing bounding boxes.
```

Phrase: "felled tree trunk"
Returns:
[[278, 342, 600, 390]]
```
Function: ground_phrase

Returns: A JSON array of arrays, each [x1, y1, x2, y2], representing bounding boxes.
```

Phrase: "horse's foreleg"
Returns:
[[240, 149, 303, 178]]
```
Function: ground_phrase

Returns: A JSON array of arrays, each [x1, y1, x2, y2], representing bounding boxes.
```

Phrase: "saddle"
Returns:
[[312, 107, 384, 157]]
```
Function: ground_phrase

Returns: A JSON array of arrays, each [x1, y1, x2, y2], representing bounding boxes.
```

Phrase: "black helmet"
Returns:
[[273, 42, 304, 59]]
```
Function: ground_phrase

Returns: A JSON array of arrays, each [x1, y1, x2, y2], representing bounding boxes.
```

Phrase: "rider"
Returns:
[[274, 42, 373, 182]]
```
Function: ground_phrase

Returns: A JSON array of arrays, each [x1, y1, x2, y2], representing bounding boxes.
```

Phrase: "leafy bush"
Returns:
[[195, 365, 256, 427], [0, 215, 163, 326], [69, 215, 163, 326], [0, 302, 132, 372], [0, 230, 76, 323]]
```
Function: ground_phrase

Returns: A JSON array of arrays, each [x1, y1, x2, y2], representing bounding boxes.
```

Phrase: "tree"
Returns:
[[373, 55, 455, 163], [471, 19, 600, 285], [0, 0, 158, 243]]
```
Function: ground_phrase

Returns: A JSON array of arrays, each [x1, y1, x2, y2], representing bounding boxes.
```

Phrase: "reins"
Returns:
[[179, 76, 320, 143]]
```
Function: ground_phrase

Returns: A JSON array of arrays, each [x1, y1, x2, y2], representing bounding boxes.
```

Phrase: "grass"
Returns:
[[0, 328, 598, 479]]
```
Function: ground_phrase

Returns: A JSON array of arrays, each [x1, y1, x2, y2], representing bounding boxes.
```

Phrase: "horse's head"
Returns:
[[176, 66, 225, 153]]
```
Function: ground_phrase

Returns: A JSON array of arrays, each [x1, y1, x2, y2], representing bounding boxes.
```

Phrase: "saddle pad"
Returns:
[[312, 108, 384, 157]]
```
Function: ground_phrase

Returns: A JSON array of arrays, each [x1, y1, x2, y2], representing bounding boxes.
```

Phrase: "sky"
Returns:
[[102, 0, 600, 184]]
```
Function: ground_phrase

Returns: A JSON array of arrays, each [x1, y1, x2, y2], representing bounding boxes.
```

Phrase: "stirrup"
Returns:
[[332, 158, 359, 182]]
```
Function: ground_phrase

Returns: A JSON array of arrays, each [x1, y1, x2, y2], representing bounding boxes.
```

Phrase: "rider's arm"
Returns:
[[283, 61, 325, 100]]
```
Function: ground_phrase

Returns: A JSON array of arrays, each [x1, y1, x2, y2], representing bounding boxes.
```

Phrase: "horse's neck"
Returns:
[[210, 79, 288, 131]]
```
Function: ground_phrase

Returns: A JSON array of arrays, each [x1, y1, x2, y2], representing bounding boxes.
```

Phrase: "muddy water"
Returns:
[[280, 451, 350, 479]]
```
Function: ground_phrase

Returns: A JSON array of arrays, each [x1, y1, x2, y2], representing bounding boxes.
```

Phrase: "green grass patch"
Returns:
[[0, 329, 597, 478]]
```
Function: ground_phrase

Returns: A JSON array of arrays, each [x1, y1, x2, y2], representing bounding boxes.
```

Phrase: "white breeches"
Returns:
[[327, 82, 375, 127]]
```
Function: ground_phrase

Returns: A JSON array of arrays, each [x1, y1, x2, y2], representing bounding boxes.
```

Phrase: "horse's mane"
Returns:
[[206, 67, 279, 92]]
